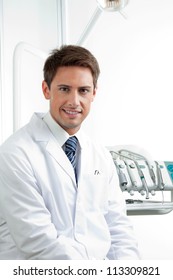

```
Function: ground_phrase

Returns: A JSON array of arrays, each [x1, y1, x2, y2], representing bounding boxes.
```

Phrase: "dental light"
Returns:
[[76, 0, 129, 45], [97, 0, 129, 12]]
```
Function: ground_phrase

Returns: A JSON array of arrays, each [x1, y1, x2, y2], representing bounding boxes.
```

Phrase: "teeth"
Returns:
[[65, 110, 79, 115]]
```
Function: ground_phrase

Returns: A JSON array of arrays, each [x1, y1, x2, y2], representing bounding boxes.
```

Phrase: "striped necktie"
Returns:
[[64, 136, 78, 169]]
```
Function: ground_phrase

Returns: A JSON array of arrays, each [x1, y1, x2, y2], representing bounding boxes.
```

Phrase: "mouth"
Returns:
[[62, 108, 82, 117]]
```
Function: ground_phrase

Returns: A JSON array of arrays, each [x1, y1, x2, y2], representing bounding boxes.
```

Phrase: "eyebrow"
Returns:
[[57, 84, 92, 89], [57, 84, 69, 87]]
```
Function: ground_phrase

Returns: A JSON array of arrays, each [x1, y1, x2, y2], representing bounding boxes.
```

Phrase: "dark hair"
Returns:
[[43, 45, 100, 89]]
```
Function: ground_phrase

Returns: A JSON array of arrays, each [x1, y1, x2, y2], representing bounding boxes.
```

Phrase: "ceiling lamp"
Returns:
[[77, 0, 129, 45], [97, 0, 129, 12]]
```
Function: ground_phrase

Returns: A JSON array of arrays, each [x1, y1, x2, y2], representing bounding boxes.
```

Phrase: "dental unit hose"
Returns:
[[119, 149, 156, 185]]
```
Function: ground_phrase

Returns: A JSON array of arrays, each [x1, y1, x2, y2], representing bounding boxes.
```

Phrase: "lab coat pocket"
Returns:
[[81, 174, 109, 214]]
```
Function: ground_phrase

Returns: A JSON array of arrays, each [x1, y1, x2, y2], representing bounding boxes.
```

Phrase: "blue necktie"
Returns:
[[64, 136, 78, 169]]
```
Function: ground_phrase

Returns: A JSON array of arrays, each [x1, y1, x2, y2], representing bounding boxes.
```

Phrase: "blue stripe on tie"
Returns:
[[65, 136, 78, 168]]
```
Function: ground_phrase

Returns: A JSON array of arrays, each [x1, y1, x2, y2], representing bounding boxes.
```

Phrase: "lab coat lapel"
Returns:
[[30, 113, 76, 182]]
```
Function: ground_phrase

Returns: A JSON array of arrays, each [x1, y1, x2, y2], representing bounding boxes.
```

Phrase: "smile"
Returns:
[[63, 109, 82, 115]]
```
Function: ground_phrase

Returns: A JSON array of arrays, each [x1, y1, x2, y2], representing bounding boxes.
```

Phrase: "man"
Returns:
[[0, 45, 140, 259]]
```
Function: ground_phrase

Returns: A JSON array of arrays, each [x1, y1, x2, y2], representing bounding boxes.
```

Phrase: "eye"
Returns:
[[58, 86, 70, 93], [79, 88, 90, 94]]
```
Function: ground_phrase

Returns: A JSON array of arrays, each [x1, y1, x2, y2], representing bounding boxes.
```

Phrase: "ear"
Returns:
[[42, 80, 51, 100], [91, 87, 97, 102]]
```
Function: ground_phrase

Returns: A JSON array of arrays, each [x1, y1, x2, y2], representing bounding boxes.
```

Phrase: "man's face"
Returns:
[[42, 66, 97, 135]]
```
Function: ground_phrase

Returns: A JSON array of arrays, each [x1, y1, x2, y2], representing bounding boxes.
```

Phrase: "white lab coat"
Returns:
[[0, 113, 140, 260]]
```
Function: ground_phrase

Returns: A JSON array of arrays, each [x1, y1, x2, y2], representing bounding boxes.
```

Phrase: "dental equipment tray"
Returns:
[[108, 148, 173, 215]]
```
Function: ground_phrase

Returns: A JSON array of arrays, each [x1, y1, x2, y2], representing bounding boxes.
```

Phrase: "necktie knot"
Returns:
[[64, 136, 78, 168]]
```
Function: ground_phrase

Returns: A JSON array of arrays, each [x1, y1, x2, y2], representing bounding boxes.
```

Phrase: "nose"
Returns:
[[67, 90, 80, 107]]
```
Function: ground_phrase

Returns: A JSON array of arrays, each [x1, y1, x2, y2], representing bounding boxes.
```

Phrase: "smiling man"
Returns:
[[0, 45, 140, 260]]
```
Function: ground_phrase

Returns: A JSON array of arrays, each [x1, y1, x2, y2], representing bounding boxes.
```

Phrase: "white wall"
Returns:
[[0, 0, 58, 141], [1, 0, 173, 259]]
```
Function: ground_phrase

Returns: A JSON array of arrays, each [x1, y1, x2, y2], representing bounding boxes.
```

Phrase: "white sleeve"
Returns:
[[0, 150, 87, 260], [105, 155, 141, 260]]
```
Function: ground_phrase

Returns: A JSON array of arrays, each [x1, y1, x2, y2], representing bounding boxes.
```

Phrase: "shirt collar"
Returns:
[[43, 112, 69, 147], [43, 112, 85, 148]]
